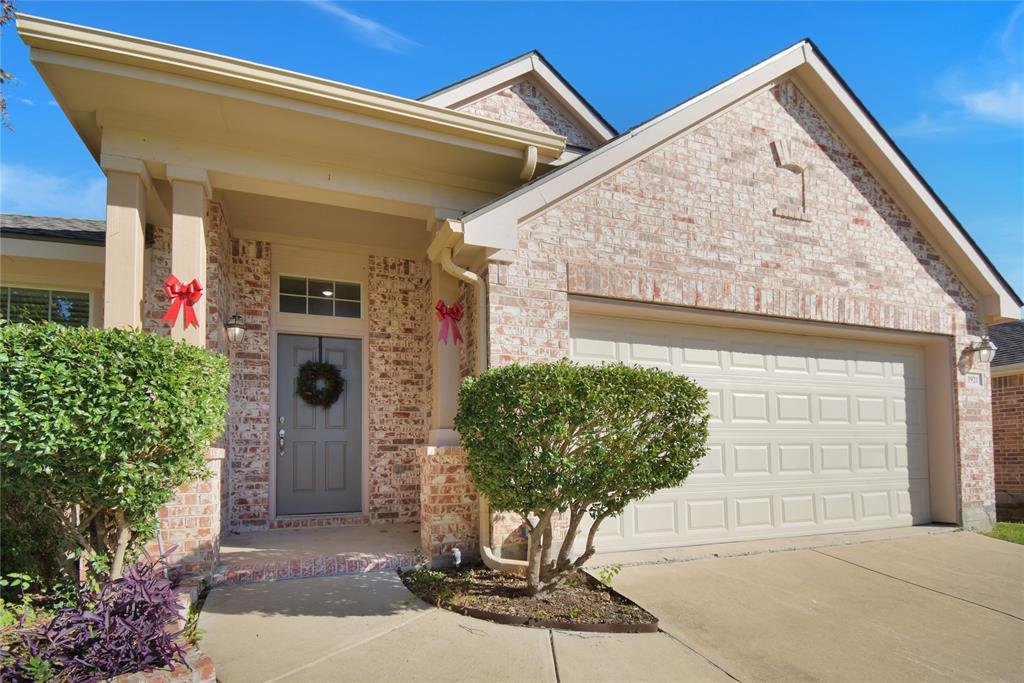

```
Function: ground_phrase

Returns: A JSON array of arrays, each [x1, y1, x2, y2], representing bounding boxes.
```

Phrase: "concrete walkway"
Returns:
[[198, 571, 726, 682], [198, 530, 1023, 682]]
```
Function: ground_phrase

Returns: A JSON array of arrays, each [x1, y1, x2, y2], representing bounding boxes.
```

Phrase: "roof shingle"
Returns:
[[1, 214, 105, 243], [990, 320, 1024, 367]]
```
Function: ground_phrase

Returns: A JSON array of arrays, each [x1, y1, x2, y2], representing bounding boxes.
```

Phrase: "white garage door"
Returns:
[[571, 314, 931, 552]]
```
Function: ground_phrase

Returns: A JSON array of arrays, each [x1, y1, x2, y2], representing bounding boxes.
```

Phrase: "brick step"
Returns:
[[211, 551, 417, 586]]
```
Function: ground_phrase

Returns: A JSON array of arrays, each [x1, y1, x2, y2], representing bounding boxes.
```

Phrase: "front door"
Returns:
[[276, 334, 362, 515]]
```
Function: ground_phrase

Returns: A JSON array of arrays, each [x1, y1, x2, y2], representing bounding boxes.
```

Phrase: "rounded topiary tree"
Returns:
[[455, 360, 710, 594], [0, 323, 229, 580]]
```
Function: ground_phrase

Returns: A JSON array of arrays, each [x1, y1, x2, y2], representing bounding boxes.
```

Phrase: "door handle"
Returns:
[[278, 428, 286, 454]]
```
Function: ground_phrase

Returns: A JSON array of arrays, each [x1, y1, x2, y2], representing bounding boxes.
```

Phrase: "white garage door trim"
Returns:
[[571, 312, 935, 553]]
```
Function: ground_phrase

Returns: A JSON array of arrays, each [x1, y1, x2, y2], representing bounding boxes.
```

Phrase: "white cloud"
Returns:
[[892, 112, 962, 138], [0, 164, 106, 219], [896, 4, 1024, 137], [47, 100, 58, 107], [959, 80, 1024, 124], [307, 1, 419, 53], [15, 98, 33, 106]]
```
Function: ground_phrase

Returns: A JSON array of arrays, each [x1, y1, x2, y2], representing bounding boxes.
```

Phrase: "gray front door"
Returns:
[[276, 334, 362, 515]]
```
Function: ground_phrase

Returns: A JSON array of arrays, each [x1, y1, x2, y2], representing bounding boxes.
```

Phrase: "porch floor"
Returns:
[[212, 523, 419, 586]]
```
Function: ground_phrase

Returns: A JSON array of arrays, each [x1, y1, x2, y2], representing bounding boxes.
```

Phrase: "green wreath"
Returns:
[[296, 360, 345, 408]]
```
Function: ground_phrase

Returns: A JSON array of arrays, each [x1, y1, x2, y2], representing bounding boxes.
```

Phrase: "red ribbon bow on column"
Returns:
[[161, 275, 204, 329], [435, 299, 463, 345]]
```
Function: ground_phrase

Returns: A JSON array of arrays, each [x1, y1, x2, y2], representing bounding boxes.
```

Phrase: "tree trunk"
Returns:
[[109, 509, 132, 580], [524, 510, 552, 595]]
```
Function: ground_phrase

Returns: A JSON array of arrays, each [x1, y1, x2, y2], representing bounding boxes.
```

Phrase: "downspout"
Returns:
[[438, 246, 527, 576]]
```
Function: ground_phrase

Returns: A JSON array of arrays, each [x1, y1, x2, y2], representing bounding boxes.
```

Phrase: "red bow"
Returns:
[[161, 275, 203, 329], [435, 299, 463, 345]]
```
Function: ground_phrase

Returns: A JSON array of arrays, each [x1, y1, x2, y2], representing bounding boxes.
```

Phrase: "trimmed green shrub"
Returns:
[[455, 360, 709, 594], [0, 323, 229, 580]]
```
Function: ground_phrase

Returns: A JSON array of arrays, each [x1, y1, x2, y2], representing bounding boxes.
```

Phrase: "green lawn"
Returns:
[[982, 522, 1024, 545]]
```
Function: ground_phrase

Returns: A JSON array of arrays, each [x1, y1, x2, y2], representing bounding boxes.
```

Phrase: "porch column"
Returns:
[[429, 262, 461, 445], [168, 167, 210, 347], [102, 164, 148, 328]]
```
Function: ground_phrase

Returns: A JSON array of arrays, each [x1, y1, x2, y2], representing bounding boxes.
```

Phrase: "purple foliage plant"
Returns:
[[0, 549, 188, 683]]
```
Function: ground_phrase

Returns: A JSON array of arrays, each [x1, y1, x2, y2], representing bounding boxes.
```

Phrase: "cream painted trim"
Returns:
[[17, 14, 565, 160], [570, 295, 950, 345], [0, 237, 104, 263], [232, 229, 425, 262], [422, 52, 616, 144], [461, 41, 1019, 322], [992, 362, 1024, 378], [101, 126, 496, 217], [568, 295, 960, 525]]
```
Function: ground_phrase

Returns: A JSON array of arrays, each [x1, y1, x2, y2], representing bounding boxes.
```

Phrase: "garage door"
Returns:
[[571, 314, 930, 552]]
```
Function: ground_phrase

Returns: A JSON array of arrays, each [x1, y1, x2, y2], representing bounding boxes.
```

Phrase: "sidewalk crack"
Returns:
[[812, 549, 1023, 622]]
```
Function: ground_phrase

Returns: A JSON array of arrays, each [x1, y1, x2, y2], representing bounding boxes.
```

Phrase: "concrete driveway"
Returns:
[[198, 530, 1023, 682], [614, 531, 1024, 682]]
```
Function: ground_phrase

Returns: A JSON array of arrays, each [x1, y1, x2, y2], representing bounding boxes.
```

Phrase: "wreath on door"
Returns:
[[296, 360, 345, 408]]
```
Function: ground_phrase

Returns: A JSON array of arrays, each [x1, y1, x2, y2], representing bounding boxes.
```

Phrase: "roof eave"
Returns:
[[16, 13, 566, 160]]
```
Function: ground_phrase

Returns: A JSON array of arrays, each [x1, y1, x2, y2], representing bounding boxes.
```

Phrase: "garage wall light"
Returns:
[[972, 336, 997, 364]]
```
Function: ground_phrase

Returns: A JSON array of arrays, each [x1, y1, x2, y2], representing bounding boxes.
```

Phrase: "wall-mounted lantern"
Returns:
[[972, 336, 997, 365], [225, 314, 246, 345]]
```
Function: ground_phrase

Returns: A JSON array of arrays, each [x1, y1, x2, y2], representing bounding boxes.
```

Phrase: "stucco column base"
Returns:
[[418, 446, 479, 567], [961, 503, 996, 531]]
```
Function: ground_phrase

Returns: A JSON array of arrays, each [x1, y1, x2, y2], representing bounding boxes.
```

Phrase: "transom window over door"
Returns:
[[279, 276, 362, 319], [0, 287, 90, 327]]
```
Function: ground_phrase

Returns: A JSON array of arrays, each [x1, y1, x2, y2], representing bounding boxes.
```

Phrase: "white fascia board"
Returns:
[[1, 236, 104, 263], [462, 44, 806, 250], [798, 48, 1021, 320], [992, 362, 1024, 378], [422, 52, 616, 144]]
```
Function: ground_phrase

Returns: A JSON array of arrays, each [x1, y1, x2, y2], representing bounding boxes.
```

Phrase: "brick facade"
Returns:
[[458, 77, 598, 149], [226, 239, 272, 531], [419, 446, 479, 563], [486, 79, 995, 537], [367, 256, 432, 523], [993, 372, 1024, 516]]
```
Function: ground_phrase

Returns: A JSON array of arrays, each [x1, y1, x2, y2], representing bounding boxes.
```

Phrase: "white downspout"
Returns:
[[438, 247, 527, 576]]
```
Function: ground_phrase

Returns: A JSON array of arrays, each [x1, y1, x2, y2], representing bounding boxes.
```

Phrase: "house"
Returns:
[[7, 14, 1020, 571], [989, 321, 1024, 521]]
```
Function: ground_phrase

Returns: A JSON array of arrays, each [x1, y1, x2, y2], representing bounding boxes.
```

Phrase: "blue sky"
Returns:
[[1, 1, 1022, 292]]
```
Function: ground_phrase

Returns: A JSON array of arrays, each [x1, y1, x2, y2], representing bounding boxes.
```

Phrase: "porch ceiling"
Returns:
[[218, 190, 430, 256]]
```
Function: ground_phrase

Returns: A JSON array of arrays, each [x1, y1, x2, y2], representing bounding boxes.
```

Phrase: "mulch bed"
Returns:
[[400, 564, 657, 633]]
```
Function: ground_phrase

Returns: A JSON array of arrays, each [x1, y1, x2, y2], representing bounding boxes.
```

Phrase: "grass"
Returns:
[[982, 522, 1024, 545]]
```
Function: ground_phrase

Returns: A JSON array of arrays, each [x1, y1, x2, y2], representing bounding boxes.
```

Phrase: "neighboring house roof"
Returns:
[[990, 320, 1024, 368], [0, 213, 105, 244], [420, 50, 618, 147], [456, 39, 1022, 323]]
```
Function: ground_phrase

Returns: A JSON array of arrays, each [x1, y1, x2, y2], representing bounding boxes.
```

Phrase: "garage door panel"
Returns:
[[571, 314, 931, 552]]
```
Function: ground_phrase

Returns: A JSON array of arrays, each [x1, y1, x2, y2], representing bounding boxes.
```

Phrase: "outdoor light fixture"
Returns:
[[225, 315, 246, 345], [972, 336, 997, 364]]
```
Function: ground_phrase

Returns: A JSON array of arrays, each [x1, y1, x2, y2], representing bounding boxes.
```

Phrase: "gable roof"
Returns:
[[457, 39, 1021, 324], [420, 50, 617, 147], [990, 320, 1024, 368], [1, 214, 105, 244]]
